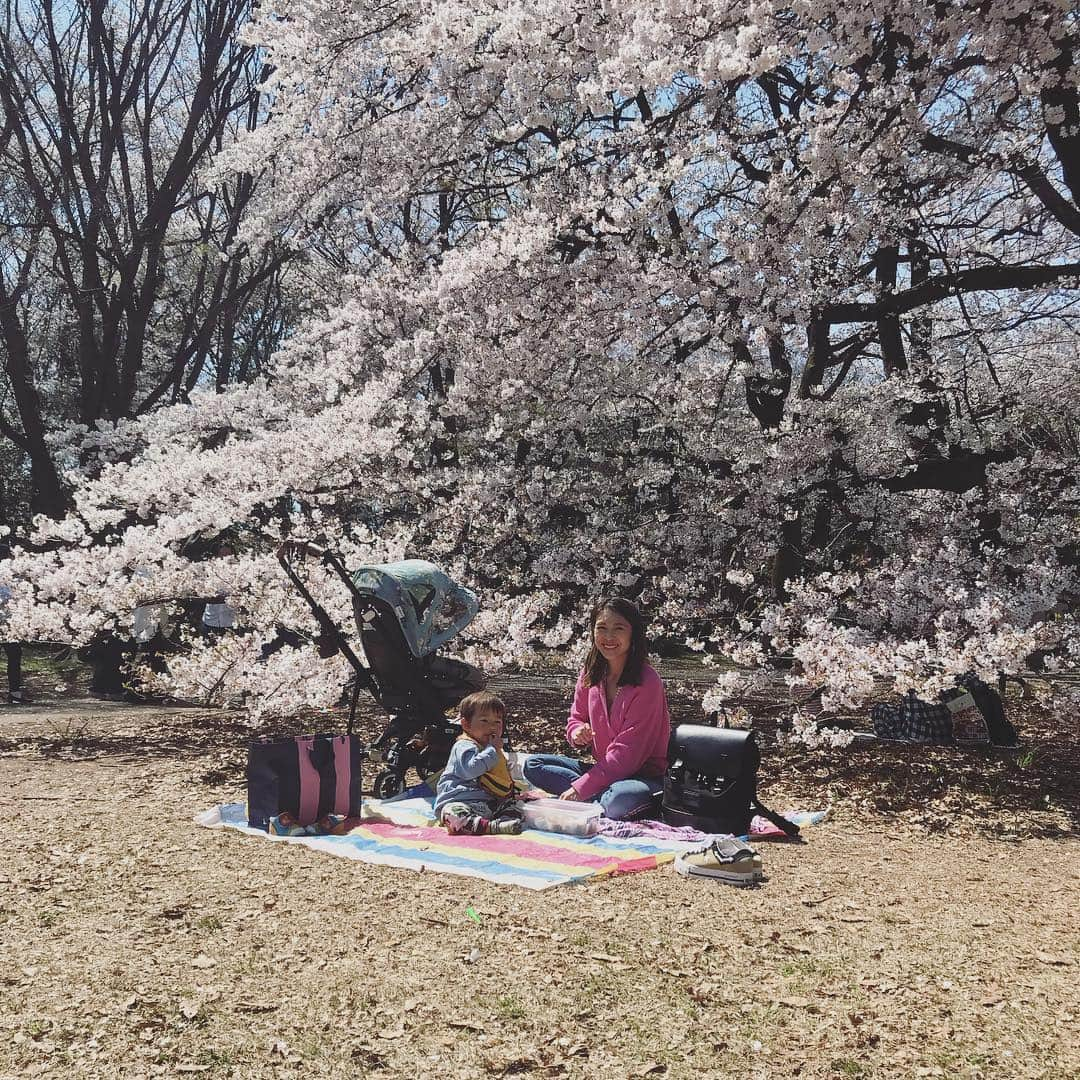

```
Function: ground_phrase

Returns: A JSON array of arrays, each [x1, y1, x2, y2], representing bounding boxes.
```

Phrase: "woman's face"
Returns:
[[593, 609, 634, 666]]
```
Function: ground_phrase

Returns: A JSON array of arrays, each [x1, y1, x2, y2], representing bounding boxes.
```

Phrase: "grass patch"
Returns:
[[496, 995, 526, 1020], [829, 1058, 870, 1077], [21, 647, 83, 676]]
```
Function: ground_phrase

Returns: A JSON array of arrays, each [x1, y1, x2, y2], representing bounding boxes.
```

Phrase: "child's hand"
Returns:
[[570, 724, 593, 748], [559, 787, 581, 802]]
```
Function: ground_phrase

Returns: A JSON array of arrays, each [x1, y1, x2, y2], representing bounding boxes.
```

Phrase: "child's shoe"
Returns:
[[487, 817, 523, 836], [674, 837, 764, 886], [268, 812, 308, 837], [319, 814, 349, 835]]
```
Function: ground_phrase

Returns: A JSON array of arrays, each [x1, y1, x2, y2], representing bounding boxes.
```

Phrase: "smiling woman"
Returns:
[[522, 598, 672, 820]]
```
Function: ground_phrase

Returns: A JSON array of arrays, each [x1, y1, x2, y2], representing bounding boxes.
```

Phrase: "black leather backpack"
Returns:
[[662, 724, 800, 838]]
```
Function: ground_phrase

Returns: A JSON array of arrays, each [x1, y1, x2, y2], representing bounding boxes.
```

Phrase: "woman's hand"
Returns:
[[559, 787, 581, 802], [570, 724, 593, 748]]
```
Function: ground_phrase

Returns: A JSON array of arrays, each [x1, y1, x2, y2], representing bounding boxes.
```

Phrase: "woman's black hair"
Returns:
[[583, 596, 648, 687]]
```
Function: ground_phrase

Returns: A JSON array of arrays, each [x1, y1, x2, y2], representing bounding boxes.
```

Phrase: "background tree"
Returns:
[[0, 0, 295, 519]]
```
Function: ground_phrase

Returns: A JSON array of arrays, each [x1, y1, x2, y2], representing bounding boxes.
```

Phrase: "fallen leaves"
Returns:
[[629, 1063, 667, 1076], [493, 1054, 543, 1076], [271, 1039, 302, 1063], [1035, 953, 1074, 966], [447, 1020, 486, 1032], [4, 692, 1080, 1080]]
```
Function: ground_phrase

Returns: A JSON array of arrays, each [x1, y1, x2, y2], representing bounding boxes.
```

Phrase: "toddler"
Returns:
[[435, 691, 523, 836]]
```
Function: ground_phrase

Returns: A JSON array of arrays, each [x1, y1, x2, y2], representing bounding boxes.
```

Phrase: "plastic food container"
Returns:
[[521, 797, 602, 837]]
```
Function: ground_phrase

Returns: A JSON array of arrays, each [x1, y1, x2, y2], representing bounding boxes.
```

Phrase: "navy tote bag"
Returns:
[[247, 734, 364, 831]]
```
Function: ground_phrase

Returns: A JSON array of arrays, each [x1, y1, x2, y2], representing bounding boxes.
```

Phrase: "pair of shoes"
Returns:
[[268, 813, 347, 837], [486, 818, 523, 836], [5, 692, 22, 705], [674, 837, 764, 886]]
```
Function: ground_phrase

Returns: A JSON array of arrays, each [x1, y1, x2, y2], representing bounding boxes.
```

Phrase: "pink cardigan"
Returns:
[[565, 664, 671, 800]]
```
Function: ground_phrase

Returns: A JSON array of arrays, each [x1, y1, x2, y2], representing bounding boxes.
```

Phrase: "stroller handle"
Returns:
[[276, 539, 379, 736], [276, 539, 374, 680]]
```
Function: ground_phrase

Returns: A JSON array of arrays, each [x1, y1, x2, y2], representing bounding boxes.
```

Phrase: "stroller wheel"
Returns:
[[372, 770, 405, 799]]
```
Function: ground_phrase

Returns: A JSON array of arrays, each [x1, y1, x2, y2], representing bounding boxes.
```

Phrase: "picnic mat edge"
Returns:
[[195, 801, 828, 890], [195, 802, 678, 890]]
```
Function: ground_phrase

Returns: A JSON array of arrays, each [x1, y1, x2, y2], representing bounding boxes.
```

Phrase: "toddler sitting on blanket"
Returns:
[[435, 692, 524, 836]]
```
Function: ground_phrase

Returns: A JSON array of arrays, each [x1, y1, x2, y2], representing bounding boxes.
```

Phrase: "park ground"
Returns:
[[1, 653, 1077, 1080]]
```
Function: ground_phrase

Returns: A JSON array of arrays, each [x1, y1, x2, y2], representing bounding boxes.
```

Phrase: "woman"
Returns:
[[523, 597, 671, 820]]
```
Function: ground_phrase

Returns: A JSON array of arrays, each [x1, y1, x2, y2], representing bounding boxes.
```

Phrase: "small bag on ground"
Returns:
[[956, 674, 1018, 746], [247, 734, 364, 831], [945, 690, 989, 743], [661, 724, 799, 838]]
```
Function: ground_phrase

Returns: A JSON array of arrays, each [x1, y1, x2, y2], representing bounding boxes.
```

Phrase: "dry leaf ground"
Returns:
[[1, 660, 1077, 1080]]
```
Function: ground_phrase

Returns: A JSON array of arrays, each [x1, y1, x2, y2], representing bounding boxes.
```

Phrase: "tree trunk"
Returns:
[[876, 245, 907, 376], [908, 235, 932, 367], [771, 515, 803, 600], [0, 291, 69, 516], [798, 314, 831, 398]]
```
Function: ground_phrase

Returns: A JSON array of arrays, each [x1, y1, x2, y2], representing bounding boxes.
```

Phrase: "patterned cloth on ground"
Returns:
[[196, 797, 829, 890], [196, 801, 682, 890], [871, 692, 952, 742], [596, 809, 831, 842]]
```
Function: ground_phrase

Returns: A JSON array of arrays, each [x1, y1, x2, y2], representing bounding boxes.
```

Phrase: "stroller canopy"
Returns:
[[350, 560, 479, 660]]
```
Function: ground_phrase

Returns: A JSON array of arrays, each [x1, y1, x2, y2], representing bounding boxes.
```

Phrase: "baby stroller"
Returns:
[[276, 542, 484, 798]]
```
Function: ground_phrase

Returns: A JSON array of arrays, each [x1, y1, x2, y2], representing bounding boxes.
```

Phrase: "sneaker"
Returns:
[[674, 837, 764, 887], [268, 813, 309, 837], [487, 818, 523, 836]]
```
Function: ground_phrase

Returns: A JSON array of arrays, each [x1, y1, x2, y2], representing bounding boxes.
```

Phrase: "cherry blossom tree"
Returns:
[[3, 0, 1078, 726]]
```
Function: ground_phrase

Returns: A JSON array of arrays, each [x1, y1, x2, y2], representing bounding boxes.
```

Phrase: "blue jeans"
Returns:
[[522, 754, 663, 821]]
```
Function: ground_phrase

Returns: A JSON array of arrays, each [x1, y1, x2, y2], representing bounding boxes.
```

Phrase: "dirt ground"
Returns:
[[1, 664, 1078, 1079]]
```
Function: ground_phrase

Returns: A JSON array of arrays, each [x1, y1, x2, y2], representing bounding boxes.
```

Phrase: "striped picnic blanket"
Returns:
[[196, 800, 684, 890]]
